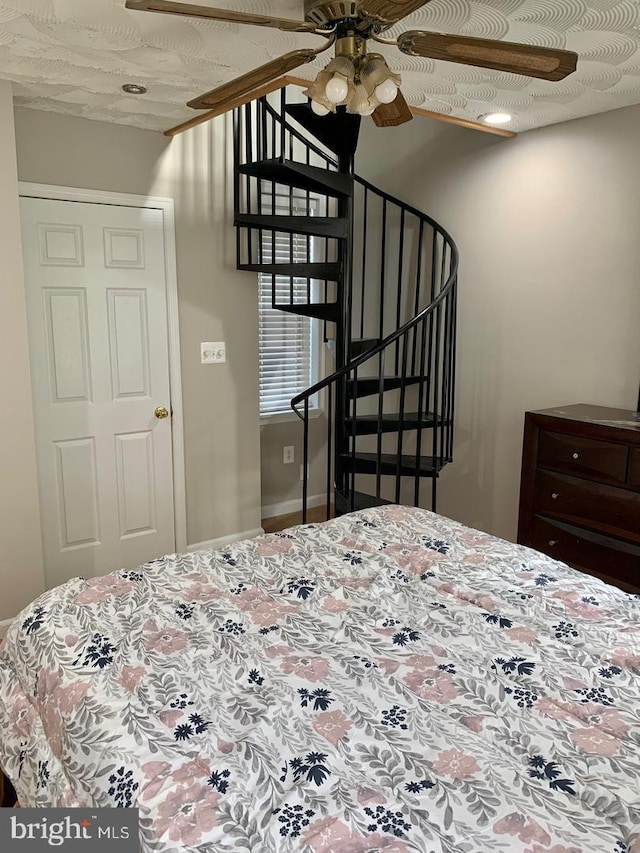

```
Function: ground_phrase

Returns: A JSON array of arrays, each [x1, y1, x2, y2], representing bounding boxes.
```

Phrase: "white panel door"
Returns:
[[21, 198, 176, 588]]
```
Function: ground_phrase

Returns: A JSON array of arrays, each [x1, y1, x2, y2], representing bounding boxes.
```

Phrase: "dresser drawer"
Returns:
[[537, 430, 628, 484], [533, 470, 640, 544], [629, 448, 640, 488], [528, 517, 640, 592]]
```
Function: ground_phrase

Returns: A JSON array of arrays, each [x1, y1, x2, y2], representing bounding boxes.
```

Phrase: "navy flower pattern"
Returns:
[[381, 705, 408, 729], [392, 626, 420, 646], [218, 619, 245, 636], [482, 613, 513, 628], [272, 804, 315, 838], [175, 603, 194, 620], [207, 768, 231, 794], [36, 760, 49, 790], [282, 577, 315, 600], [74, 633, 117, 668], [284, 752, 331, 787], [364, 805, 412, 837], [421, 537, 450, 554], [527, 755, 576, 796], [298, 687, 333, 711], [107, 767, 139, 807], [21, 606, 47, 635]]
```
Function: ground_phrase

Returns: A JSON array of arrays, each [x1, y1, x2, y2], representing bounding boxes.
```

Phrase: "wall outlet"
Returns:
[[283, 445, 295, 464], [201, 342, 226, 364]]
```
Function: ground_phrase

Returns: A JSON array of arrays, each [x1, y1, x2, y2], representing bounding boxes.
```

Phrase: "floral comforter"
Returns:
[[1, 506, 639, 853]]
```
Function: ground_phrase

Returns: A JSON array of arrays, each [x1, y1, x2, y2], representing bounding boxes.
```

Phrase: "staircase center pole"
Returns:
[[334, 142, 355, 503]]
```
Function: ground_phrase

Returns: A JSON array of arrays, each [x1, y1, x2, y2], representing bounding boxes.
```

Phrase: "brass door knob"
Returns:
[[155, 406, 169, 419]]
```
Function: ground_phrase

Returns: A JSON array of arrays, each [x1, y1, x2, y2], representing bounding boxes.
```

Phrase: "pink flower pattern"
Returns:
[[494, 813, 551, 846], [321, 595, 349, 613], [117, 665, 146, 693], [255, 537, 293, 557], [142, 621, 188, 654], [432, 748, 480, 779], [74, 576, 134, 605], [312, 710, 353, 745], [281, 655, 329, 681], [235, 587, 294, 625], [570, 727, 620, 756], [155, 782, 219, 846], [404, 667, 458, 703]]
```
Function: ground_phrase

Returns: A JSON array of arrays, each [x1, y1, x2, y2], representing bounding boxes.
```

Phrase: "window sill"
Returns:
[[260, 408, 323, 426]]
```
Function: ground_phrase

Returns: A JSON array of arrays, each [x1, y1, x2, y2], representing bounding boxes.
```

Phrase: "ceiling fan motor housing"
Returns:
[[304, 1, 359, 28]]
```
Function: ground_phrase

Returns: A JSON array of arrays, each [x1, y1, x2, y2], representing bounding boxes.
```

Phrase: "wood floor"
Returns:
[[261, 505, 331, 534]]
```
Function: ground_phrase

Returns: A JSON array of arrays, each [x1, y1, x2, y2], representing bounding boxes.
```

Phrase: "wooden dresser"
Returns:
[[518, 404, 640, 593]]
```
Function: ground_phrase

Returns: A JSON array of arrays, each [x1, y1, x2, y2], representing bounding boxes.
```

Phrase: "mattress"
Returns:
[[0, 506, 639, 852]]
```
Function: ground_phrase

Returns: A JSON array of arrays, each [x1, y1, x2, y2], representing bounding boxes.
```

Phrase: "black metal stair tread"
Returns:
[[238, 159, 353, 198], [349, 337, 380, 358], [347, 375, 422, 397], [339, 452, 445, 477], [235, 213, 348, 239], [335, 490, 393, 514], [277, 302, 339, 321], [346, 412, 437, 435], [237, 261, 341, 279]]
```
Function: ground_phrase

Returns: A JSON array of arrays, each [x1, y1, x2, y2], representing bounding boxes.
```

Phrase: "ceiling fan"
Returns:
[[125, 0, 578, 127]]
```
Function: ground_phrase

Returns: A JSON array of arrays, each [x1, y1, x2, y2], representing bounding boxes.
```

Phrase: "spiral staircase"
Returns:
[[233, 90, 458, 521]]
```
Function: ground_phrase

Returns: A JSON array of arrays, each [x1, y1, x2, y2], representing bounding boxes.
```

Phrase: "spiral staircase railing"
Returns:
[[233, 90, 458, 521]]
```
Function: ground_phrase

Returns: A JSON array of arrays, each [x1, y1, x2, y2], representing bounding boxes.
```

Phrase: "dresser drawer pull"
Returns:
[[572, 452, 580, 459], [548, 539, 557, 546], [551, 492, 559, 500]]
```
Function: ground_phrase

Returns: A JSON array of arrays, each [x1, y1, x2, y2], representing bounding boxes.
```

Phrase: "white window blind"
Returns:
[[259, 191, 319, 417]]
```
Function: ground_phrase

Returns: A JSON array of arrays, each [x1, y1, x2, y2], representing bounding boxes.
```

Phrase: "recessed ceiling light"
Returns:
[[480, 112, 512, 126], [122, 83, 147, 95]]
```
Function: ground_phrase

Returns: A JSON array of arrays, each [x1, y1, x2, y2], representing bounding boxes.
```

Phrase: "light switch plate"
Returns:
[[201, 342, 226, 364]]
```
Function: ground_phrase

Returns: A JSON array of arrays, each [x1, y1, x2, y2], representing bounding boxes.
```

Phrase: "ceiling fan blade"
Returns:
[[357, 0, 435, 26], [398, 31, 578, 81], [372, 90, 413, 127], [125, 0, 319, 33], [187, 50, 319, 110]]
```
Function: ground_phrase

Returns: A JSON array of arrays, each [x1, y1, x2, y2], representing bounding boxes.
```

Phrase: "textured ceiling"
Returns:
[[1, 0, 640, 133]]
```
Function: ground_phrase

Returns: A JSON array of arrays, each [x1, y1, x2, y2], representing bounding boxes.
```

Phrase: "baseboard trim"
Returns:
[[0, 618, 14, 640], [187, 527, 264, 553], [261, 494, 326, 520]]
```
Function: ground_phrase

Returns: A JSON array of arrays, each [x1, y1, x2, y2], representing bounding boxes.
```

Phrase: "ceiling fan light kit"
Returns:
[[303, 38, 402, 117], [125, 0, 580, 129]]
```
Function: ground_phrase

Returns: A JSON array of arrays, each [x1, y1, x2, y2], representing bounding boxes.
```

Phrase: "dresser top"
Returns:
[[529, 403, 640, 433]]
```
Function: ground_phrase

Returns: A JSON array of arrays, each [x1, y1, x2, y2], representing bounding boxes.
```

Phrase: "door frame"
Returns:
[[19, 182, 187, 553]]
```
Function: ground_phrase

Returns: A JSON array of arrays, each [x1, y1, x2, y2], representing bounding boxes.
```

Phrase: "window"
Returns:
[[258, 190, 321, 419]]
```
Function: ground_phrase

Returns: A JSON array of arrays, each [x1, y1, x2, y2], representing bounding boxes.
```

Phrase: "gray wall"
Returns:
[[260, 413, 329, 510], [0, 84, 44, 621], [15, 107, 262, 548], [357, 105, 640, 541]]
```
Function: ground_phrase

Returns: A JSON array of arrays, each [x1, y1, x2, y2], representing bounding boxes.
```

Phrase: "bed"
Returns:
[[1, 506, 639, 852]]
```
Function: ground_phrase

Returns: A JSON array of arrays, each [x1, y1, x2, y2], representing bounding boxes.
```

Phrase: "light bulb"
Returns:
[[311, 100, 330, 116], [481, 112, 512, 125], [325, 74, 349, 105], [375, 78, 398, 104]]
